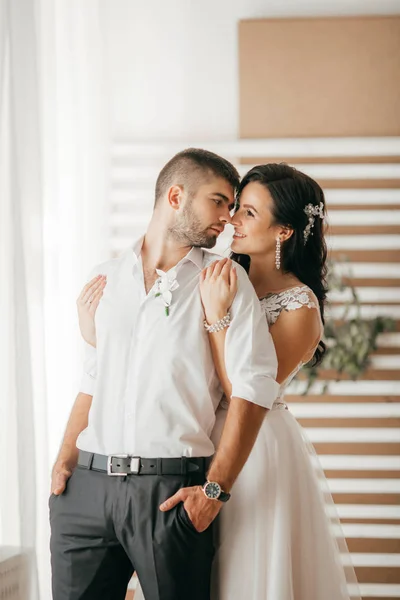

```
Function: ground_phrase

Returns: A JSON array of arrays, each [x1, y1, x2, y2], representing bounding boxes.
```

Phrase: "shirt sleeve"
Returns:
[[224, 265, 280, 409], [78, 264, 101, 396], [79, 341, 97, 396]]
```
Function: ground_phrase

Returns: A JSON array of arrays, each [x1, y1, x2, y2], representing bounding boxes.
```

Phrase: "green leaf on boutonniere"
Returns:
[[155, 293, 161, 298], [165, 306, 169, 317]]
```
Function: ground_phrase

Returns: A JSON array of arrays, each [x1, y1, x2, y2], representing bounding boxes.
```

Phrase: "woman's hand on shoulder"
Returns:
[[76, 275, 107, 347], [199, 258, 238, 325]]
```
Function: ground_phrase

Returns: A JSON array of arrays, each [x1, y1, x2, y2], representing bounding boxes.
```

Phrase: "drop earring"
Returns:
[[275, 238, 281, 270]]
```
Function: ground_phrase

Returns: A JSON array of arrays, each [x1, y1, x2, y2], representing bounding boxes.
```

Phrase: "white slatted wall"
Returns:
[[111, 139, 400, 600]]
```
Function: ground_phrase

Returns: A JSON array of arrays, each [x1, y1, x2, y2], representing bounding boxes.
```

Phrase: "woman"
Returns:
[[77, 164, 359, 600]]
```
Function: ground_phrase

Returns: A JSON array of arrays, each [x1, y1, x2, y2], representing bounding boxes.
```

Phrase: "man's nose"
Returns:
[[219, 207, 233, 224]]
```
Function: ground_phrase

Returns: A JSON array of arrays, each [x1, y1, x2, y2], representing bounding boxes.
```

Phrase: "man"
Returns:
[[49, 148, 279, 600]]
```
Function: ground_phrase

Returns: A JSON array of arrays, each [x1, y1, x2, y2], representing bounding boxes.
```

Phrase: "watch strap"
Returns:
[[218, 490, 231, 503]]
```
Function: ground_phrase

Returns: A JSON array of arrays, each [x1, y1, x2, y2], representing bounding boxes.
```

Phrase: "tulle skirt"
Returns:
[[135, 402, 360, 600], [209, 402, 360, 600]]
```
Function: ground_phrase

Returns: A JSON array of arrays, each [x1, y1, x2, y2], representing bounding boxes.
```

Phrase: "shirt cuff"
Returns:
[[231, 378, 280, 409], [79, 372, 96, 396]]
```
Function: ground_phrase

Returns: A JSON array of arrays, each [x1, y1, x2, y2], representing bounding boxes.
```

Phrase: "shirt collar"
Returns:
[[182, 246, 204, 270], [131, 235, 144, 265], [128, 236, 204, 272]]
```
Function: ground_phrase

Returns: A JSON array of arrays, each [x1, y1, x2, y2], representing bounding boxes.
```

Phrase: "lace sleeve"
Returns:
[[260, 286, 318, 326], [282, 288, 318, 312]]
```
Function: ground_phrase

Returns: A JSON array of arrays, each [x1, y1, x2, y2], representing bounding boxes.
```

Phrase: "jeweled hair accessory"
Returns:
[[303, 202, 325, 245]]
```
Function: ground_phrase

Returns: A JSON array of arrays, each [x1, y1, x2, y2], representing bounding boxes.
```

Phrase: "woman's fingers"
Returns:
[[204, 259, 234, 282], [220, 259, 232, 281], [212, 258, 228, 279], [230, 264, 238, 292], [81, 276, 106, 305], [77, 275, 102, 302], [91, 280, 107, 304], [205, 263, 216, 281], [89, 287, 104, 314]]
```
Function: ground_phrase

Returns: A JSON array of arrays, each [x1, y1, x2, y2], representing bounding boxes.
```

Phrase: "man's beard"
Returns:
[[169, 203, 219, 249]]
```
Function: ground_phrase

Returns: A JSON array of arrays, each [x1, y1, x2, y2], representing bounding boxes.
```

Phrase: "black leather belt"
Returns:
[[78, 450, 213, 476]]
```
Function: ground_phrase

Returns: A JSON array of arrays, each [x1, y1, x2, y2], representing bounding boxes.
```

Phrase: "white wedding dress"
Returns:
[[135, 286, 360, 600]]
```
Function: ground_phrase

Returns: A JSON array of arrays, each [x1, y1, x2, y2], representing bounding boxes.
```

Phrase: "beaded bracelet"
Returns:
[[204, 313, 231, 334]]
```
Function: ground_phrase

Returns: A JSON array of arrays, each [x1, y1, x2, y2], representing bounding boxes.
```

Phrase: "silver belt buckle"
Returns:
[[107, 454, 128, 476]]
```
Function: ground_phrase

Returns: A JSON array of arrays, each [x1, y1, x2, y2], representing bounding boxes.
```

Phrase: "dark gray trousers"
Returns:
[[49, 465, 215, 600]]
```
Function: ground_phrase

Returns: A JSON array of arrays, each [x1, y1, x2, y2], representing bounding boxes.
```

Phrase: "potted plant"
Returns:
[[301, 260, 396, 394]]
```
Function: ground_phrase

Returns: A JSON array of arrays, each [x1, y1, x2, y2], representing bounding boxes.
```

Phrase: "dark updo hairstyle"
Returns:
[[231, 163, 328, 366]]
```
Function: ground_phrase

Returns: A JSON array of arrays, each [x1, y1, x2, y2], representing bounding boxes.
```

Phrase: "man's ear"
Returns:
[[167, 185, 184, 210]]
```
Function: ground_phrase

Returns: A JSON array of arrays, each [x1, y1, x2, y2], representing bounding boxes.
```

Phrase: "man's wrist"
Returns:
[[53, 459, 74, 473], [56, 447, 78, 470], [205, 472, 233, 494], [202, 480, 231, 502]]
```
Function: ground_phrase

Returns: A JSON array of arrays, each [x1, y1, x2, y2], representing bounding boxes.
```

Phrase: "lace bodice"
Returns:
[[260, 286, 319, 405]]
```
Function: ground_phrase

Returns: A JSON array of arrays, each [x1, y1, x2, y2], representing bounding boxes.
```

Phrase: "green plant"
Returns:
[[301, 259, 396, 394]]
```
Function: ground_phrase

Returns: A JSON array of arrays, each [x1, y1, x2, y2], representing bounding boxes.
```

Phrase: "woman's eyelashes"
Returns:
[[231, 204, 255, 220]]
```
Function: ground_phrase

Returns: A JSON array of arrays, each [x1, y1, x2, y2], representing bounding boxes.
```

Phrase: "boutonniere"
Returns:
[[154, 269, 179, 316]]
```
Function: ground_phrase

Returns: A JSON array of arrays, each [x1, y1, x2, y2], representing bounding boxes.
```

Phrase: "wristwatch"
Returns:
[[202, 480, 231, 502]]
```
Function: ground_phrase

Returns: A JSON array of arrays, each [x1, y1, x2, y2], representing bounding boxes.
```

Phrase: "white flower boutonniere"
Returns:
[[154, 268, 179, 316]]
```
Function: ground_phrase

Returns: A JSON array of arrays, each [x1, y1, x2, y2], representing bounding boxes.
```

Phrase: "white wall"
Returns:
[[100, 0, 400, 141]]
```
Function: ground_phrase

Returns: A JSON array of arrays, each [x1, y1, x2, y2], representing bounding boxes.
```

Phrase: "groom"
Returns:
[[49, 148, 279, 600]]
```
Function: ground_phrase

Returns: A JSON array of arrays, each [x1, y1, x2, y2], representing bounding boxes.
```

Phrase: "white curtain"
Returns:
[[0, 1, 109, 598], [0, 0, 46, 597], [37, 0, 110, 467]]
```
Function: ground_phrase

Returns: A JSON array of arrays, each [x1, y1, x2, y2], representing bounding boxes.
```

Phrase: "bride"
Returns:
[[77, 163, 359, 599]]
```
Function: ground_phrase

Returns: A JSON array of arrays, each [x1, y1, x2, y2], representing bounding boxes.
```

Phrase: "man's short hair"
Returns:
[[154, 148, 240, 206]]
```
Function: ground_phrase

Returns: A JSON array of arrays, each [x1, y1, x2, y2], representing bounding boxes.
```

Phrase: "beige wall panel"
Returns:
[[239, 17, 400, 138]]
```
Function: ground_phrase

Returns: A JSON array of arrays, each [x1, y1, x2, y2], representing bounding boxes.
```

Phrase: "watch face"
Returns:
[[204, 481, 221, 499]]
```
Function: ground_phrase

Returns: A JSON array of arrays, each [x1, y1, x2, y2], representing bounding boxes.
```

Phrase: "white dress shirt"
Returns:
[[77, 237, 279, 458]]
